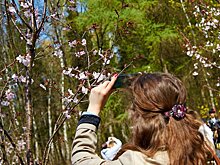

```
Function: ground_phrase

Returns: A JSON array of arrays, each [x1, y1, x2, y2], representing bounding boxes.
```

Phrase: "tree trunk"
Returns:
[[25, 44, 34, 165], [60, 56, 70, 160], [47, 79, 54, 157], [33, 116, 39, 163]]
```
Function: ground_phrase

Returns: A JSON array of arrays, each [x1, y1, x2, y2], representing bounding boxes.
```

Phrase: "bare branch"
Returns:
[[0, 59, 17, 75], [31, 0, 38, 32], [10, 17, 28, 41], [36, 0, 47, 37], [10, 0, 32, 31], [0, 80, 8, 100], [4, 0, 28, 41], [0, 122, 25, 165]]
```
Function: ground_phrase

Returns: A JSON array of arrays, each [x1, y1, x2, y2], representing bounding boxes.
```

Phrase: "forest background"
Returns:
[[0, 0, 220, 164]]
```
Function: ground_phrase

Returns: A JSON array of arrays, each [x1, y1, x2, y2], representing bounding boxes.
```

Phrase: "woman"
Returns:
[[72, 72, 210, 165]]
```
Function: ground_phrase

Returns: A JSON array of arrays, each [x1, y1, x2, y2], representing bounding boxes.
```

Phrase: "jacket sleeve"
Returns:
[[71, 123, 106, 165], [71, 122, 127, 165]]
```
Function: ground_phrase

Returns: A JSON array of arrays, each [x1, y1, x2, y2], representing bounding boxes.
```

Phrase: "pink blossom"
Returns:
[[23, 54, 31, 67], [75, 51, 86, 57], [68, 6, 76, 11], [5, 89, 16, 101], [69, 0, 75, 4], [17, 139, 26, 151], [24, 10, 32, 18], [63, 111, 71, 119], [69, 40, 77, 47], [16, 54, 31, 67], [19, 75, 26, 83], [73, 97, 78, 103]]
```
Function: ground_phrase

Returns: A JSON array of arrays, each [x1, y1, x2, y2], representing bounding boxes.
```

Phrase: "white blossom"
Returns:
[[78, 72, 87, 80], [24, 10, 32, 17], [92, 72, 106, 82], [186, 50, 193, 57], [73, 97, 78, 103], [103, 58, 110, 65], [54, 49, 63, 58], [93, 50, 98, 55], [17, 139, 26, 151], [40, 84, 47, 90], [1, 101, 9, 106], [75, 51, 86, 57], [194, 63, 198, 69], [68, 89, 74, 96], [20, 2, 30, 9], [192, 71, 198, 76], [16, 54, 31, 67], [63, 111, 71, 119], [19, 75, 26, 83], [12, 74, 19, 81], [81, 86, 88, 94], [63, 68, 72, 75], [68, 40, 77, 47], [82, 39, 86, 46], [8, 7, 16, 13]]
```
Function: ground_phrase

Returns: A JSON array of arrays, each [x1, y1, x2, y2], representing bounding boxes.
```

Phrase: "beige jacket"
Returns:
[[72, 123, 169, 165]]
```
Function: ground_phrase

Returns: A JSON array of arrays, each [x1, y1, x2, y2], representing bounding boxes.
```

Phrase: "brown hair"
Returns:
[[115, 72, 208, 164]]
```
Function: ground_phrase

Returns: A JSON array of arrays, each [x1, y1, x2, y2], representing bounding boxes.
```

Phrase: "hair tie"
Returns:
[[164, 104, 187, 120]]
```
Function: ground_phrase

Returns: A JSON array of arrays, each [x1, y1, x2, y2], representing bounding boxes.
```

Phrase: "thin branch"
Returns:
[[36, 0, 47, 37], [0, 59, 17, 75], [180, 0, 196, 45], [4, 0, 28, 41], [0, 81, 9, 100], [0, 122, 24, 165], [11, 0, 32, 30], [10, 17, 28, 41], [31, 0, 38, 32], [42, 93, 86, 165], [203, 85, 220, 93]]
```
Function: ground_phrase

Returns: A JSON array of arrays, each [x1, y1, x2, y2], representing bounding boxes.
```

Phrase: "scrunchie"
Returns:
[[164, 104, 187, 120]]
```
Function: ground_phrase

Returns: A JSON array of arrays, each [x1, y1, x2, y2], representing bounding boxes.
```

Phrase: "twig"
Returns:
[[0, 122, 24, 165], [36, 0, 47, 37], [11, 0, 32, 30], [0, 59, 16, 75]]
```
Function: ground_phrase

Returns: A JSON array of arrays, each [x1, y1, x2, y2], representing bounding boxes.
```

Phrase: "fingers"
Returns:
[[91, 74, 118, 94], [101, 81, 111, 88], [105, 74, 118, 91]]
